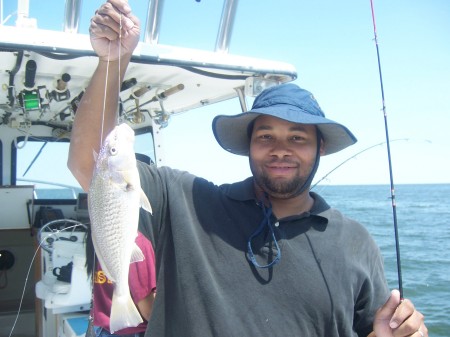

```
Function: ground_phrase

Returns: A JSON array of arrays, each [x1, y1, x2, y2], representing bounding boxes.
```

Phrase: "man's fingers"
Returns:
[[104, 1, 135, 29], [89, 20, 115, 42], [390, 298, 415, 329], [94, 2, 135, 34], [107, 0, 132, 15], [88, 1, 141, 60], [392, 307, 426, 337], [378, 289, 401, 322], [372, 290, 400, 337]]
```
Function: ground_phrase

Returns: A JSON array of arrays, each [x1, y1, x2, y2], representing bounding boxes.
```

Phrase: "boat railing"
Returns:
[[16, 178, 81, 200], [12, 0, 240, 54]]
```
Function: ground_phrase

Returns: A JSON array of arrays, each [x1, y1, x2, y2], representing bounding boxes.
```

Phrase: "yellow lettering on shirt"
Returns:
[[94, 270, 113, 284]]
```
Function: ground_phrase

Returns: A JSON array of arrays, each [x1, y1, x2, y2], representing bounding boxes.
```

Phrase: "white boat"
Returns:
[[0, 0, 296, 336]]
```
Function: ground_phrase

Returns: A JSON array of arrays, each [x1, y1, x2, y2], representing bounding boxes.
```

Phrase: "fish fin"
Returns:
[[130, 243, 145, 263], [109, 290, 143, 333], [140, 188, 153, 214], [120, 171, 133, 185]]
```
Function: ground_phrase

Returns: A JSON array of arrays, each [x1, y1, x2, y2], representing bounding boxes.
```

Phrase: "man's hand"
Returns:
[[89, 0, 140, 61], [373, 289, 427, 337]]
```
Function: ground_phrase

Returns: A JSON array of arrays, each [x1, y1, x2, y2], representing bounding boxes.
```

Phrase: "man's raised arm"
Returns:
[[68, 0, 140, 191]]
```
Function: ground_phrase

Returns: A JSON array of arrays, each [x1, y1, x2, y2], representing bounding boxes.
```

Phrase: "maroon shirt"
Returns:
[[92, 231, 156, 334]]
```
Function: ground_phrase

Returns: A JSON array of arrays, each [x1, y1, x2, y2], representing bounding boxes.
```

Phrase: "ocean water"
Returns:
[[313, 184, 450, 337]]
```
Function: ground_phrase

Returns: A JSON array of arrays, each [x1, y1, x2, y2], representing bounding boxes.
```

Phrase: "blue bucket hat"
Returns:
[[212, 83, 357, 156]]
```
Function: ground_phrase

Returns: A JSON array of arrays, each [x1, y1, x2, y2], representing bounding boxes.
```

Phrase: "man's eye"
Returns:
[[259, 134, 272, 139]]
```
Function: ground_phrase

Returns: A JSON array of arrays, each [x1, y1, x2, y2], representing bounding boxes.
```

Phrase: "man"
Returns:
[[68, 1, 427, 336]]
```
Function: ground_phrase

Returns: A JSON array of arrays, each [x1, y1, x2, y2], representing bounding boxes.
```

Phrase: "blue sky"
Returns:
[[5, 0, 450, 186]]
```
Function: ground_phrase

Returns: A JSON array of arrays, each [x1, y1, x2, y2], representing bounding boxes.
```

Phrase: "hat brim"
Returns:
[[212, 106, 357, 156]]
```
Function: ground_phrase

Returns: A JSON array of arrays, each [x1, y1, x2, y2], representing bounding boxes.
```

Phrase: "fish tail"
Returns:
[[109, 290, 143, 333]]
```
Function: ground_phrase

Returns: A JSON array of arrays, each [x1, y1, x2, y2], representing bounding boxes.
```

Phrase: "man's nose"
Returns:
[[269, 140, 292, 157]]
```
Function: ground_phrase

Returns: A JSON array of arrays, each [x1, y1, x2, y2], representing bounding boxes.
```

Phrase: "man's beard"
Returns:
[[250, 159, 309, 199]]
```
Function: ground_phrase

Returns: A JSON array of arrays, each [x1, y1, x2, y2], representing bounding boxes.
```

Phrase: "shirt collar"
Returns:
[[220, 177, 331, 215]]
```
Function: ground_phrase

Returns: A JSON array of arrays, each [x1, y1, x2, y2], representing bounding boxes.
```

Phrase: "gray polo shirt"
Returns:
[[137, 163, 389, 337]]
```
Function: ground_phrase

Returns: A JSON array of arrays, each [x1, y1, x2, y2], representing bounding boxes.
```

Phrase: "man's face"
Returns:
[[249, 115, 324, 199]]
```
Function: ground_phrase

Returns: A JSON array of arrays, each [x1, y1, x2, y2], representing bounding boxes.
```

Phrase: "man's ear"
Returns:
[[319, 138, 326, 156]]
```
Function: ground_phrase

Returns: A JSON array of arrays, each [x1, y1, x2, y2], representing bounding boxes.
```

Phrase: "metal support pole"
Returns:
[[215, 0, 238, 53]]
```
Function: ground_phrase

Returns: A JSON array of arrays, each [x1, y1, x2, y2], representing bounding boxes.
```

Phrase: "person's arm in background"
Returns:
[[68, 0, 140, 191], [136, 292, 156, 321]]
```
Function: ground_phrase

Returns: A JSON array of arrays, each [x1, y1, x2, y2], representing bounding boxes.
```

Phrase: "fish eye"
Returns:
[[109, 146, 118, 156]]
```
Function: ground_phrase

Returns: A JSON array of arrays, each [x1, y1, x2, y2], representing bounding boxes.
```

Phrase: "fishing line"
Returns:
[[311, 139, 409, 189], [369, 0, 403, 298], [117, 13, 122, 125], [100, 41, 110, 150], [100, 11, 123, 147], [7, 222, 87, 337]]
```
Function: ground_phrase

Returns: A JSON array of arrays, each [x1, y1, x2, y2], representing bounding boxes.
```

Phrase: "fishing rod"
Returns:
[[369, 0, 403, 298], [23, 142, 47, 176]]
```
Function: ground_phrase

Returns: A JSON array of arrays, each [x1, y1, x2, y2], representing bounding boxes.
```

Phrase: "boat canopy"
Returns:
[[0, 0, 297, 135]]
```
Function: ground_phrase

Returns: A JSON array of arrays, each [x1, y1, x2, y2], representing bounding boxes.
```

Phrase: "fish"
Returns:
[[88, 123, 152, 333]]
